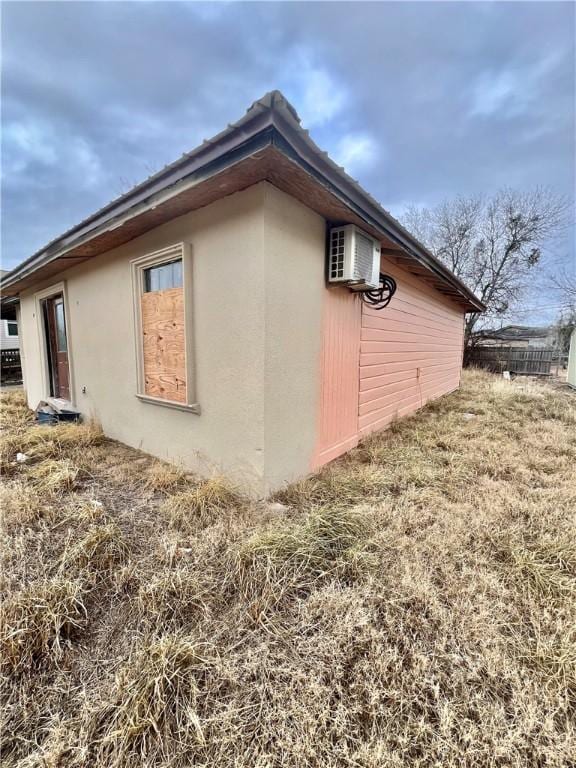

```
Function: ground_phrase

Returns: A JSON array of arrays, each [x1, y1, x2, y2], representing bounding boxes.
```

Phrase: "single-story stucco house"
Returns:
[[1, 91, 483, 495]]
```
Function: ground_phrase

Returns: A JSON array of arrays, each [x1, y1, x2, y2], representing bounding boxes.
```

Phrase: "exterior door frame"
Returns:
[[34, 281, 75, 403]]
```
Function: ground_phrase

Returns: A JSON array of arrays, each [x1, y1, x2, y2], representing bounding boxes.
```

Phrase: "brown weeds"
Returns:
[[1, 376, 575, 766], [84, 634, 215, 768], [144, 460, 188, 493], [0, 578, 87, 674], [59, 522, 129, 577], [137, 568, 208, 627], [236, 505, 376, 609], [27, 458, 80, 492], [161, 476, 244, 532], [0, 481, 50, 532]]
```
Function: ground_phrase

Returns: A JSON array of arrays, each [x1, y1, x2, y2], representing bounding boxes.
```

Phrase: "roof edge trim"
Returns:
[[2, 90, 485, 312]]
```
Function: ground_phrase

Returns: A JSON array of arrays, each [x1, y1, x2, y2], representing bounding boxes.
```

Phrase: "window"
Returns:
[[144, 259, 183, 292], [7, 321, 18, 337], [131, 244, 198, 412], [54, 300, 67, 352]]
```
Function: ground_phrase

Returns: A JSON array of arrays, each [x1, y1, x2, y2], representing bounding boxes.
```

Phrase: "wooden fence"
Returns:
[[467, 346, 553, 375], [1, 349, 23, 384]]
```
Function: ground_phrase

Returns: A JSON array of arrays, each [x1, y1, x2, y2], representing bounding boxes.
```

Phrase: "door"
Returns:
[[44, 295, 70, 400]]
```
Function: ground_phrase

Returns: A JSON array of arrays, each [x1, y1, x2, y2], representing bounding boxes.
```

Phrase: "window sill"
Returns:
[[136, 394, 201, 414]]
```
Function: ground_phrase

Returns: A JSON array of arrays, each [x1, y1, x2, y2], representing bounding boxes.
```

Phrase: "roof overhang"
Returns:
[[1, 92, 484, 312]]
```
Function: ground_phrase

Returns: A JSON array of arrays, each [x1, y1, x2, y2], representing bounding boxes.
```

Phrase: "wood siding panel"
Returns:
[[362, 312, 461, 335], [360, 350, 462, 366], [314, 256, 466, 471], [141, 287, 186, 403], [371, 296, 464, 327], [360, 362, 461, 394], [359, 358, 460, 379], [359, 258, 464, 437], [1, 320, 20, 351], [313, 287, 361, 467]]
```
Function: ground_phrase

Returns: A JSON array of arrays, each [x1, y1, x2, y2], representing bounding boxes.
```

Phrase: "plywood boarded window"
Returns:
[[141, 260, 186, 402], [131, 244, 197, 410]]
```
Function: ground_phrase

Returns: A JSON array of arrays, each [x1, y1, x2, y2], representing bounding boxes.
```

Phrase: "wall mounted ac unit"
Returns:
[[327, 225, 381, 290]]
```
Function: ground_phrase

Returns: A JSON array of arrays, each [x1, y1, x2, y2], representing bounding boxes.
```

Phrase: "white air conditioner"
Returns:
[[327, 225, 381, 290]]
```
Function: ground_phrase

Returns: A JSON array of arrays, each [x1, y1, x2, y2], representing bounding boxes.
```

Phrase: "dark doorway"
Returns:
[[43, 295, 70, 400]]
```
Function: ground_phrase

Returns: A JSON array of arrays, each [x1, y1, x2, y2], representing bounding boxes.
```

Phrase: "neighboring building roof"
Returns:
[[1, 91, 484, 311], [0, 295, 19, 321], [476, 325, 553, 341]]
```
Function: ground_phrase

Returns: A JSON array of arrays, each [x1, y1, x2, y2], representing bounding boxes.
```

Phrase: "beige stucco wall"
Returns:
[[18, 182, 327, 495], [20, 184, 267, 492], [262, 184, 325, 491]]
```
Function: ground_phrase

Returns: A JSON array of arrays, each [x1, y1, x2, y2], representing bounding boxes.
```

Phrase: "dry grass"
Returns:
[[275, 463, 390, 509], [137, 568, 208, 627], [145, 460, 188, 493], [0, 388, 34, 427], [161, 476, 244, 532], [0, 481, 49, 532], [0, 418, 103, 474], [0, 578, 87, 674], [236, 505, 377, 614], [84, 635, 216, 768], [59, 522, 129, 577], [27, 457, 80, 492], [1, 373, 575, 767]]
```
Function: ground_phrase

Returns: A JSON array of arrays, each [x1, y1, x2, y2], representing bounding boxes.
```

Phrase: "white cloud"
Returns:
[[333, 133, 378, 174], [72, 138, 103, 188], [470, 71, 519, 117], [299, 67, 345, 127], [107, 108, 165, 143], [470, 53, 562, 118], [276, 50, 380, 177], [187, 1, 234, 22], [282, 53, 346, 128], [3, 122, 58, 174], [3, 120, 103, 189], [279, 50, 378, 175]]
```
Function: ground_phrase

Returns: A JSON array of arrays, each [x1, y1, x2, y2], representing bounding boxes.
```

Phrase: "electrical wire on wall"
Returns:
[[361, 273, 397, 311]]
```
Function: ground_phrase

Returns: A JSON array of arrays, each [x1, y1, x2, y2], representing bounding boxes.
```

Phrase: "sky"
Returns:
[[2, 1, 575, 323]]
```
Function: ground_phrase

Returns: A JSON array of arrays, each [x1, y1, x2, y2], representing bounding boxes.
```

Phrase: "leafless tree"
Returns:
[[549, 268, 576, 354], [549, 267, 576, 311], [553, 308, 576, 354], [114, 162, 162, 197], [402, 187, 570, 348]]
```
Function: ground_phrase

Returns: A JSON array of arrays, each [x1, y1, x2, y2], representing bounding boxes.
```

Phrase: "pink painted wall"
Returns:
[[313, 286, 361, 468], [359, 257, 465, 436], [314, 255, 465, 467]]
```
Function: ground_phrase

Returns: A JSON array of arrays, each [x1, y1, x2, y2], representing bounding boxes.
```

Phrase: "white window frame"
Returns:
[[130, 242, 199, 413], [6, 320, 18, 337], [33, 281, 75, 403]]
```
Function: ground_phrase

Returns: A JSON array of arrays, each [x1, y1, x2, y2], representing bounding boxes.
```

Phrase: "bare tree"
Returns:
[[549, 268, 576, 355], [549, 267, 576, 311], [113, 162, 162, 197], [554, 307, 576, 354], [402, 187, 570, 348]]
